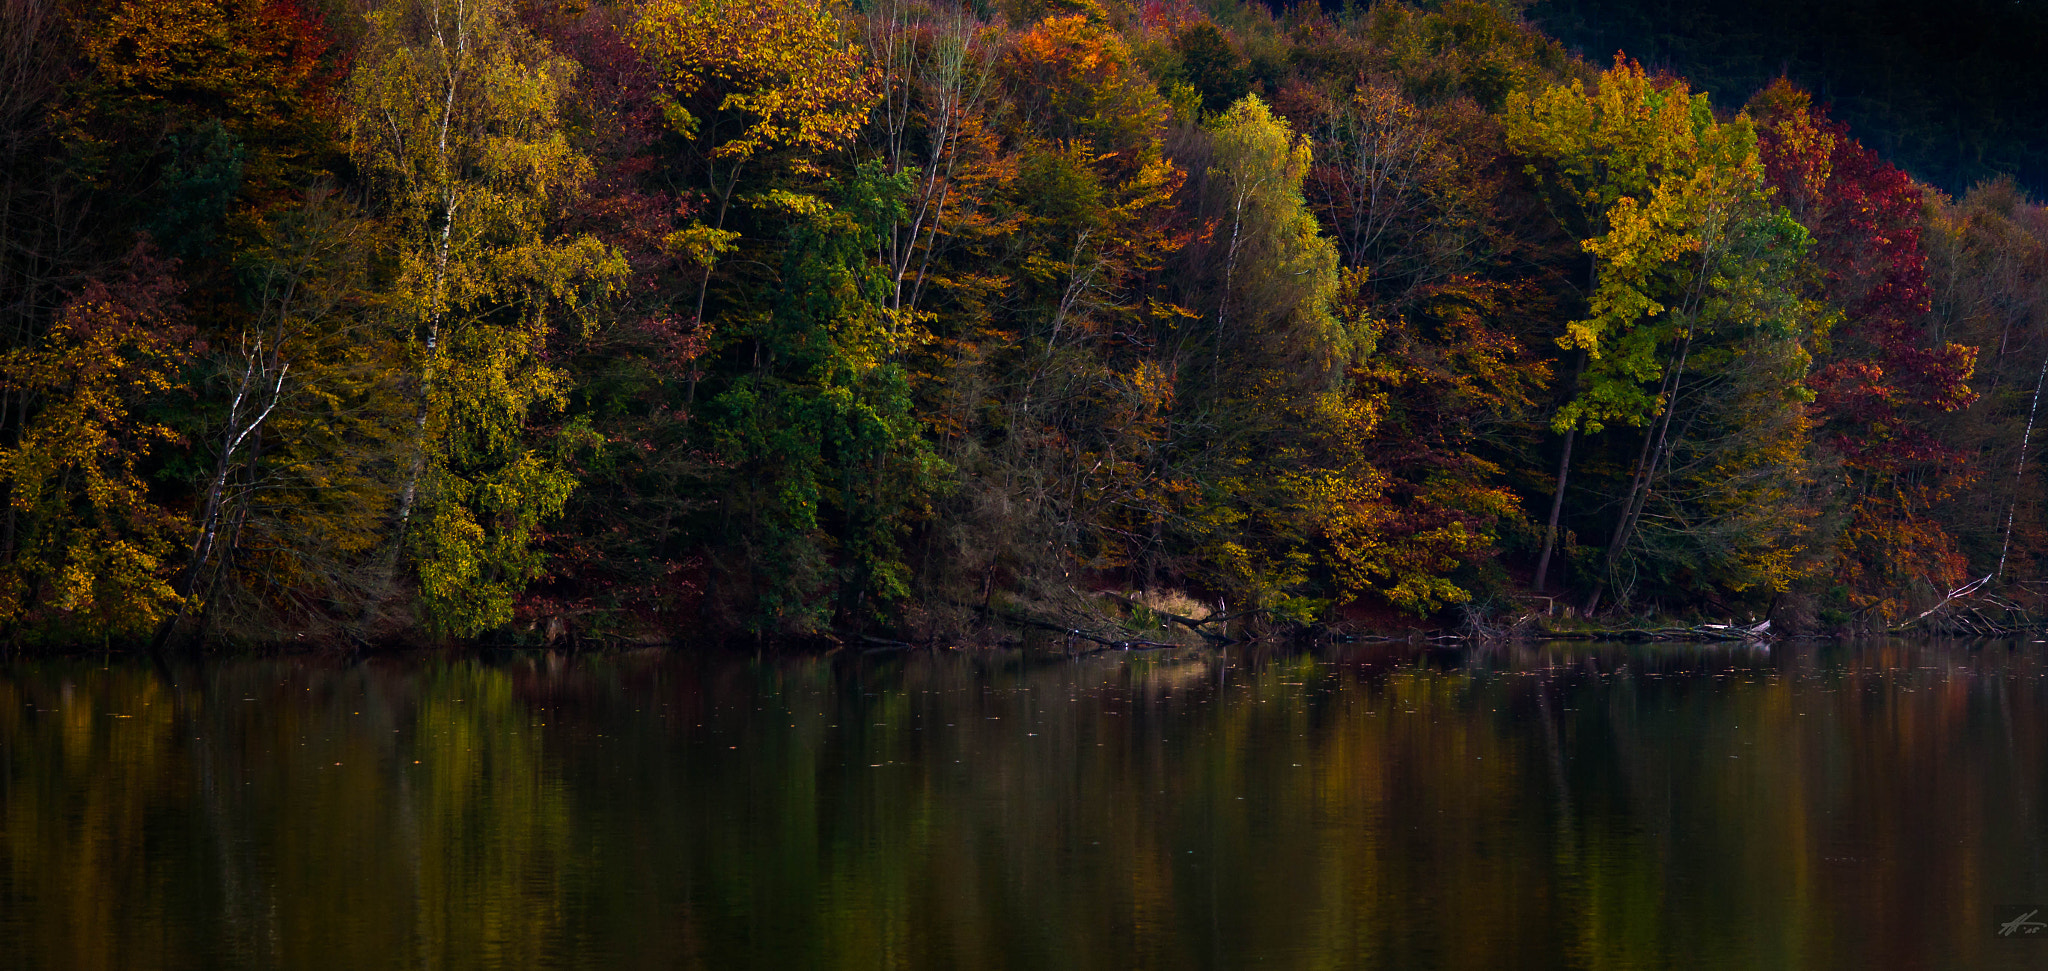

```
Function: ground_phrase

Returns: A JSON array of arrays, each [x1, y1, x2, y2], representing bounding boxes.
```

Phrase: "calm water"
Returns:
[[2, 640, 2045, 969]]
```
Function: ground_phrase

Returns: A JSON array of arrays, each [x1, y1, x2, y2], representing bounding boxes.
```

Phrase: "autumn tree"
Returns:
[[1303, 83, 1465, 290], [1752, 80, 1979, 622], [516, 2, 718, 636], [1506, 57, 1822, 610], [74, 0, 335, 183], [169, 188, 410, 643], [0, 248, 192, 641], [901, 7, 1190, 616], [1169, 94, 1369, 615], [348, 0, 626, 635], [1922, 181, 2048, 607], [61, 0, 341, 290], [631, 0, 876, 325], [858, 0, 1003, 317], [1276, 21, 1573, 617]]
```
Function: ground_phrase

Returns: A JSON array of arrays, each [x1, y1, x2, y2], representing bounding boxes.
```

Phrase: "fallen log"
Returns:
[[1094, 591, 1233, 642]]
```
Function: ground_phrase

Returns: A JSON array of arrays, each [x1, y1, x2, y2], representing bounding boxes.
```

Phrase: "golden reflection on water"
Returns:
[[0, 641, 2043, 970]]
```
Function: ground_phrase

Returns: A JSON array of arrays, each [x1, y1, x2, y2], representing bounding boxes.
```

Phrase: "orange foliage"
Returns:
[[0, 248, 195, 638], [78, 0, 335, 156]]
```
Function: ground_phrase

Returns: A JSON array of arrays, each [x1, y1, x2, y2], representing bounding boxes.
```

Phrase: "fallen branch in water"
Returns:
[[1532, 620, 1773, 643], [1891, 574, 1994, 633], [1879, 574, 2048, 635]]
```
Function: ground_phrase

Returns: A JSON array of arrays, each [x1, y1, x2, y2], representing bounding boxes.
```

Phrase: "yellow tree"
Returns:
[[348, 0, 625, 635], [1505, 58, 1821, 609], [1185, 96, 1410, 618], [176, 188, 414, 642], [632, 0, 877, 322], [0, 252, 191, 641]]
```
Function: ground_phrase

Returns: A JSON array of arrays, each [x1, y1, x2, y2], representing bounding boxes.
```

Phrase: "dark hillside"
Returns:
[[1527, 0, 2048, 197]]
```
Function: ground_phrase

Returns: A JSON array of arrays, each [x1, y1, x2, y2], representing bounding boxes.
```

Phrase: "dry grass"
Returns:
[[1119, 588, 1218, 622]]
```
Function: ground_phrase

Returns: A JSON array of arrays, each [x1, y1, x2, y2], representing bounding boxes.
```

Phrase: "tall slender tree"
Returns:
[[348, 0, 625, 635]]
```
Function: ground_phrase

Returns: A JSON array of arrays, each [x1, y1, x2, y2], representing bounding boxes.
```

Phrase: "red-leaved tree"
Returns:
[[1752, 79, 1978, 621]]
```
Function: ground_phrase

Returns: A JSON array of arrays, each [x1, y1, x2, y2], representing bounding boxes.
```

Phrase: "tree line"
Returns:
[[1, 0, 2044, 647]]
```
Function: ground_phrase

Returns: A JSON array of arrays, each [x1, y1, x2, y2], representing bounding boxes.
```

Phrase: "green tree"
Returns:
[[1171, 22, 1250, 118], [706, 165, 946, 633]]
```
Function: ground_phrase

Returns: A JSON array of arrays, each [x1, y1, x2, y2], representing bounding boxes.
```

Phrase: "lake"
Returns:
[[2, 640, 2044, 969]]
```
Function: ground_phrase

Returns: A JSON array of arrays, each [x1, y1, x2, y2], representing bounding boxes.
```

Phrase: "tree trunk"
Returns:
[[1534, 351, 1588, 593], [1586, 335, 1694, 615], [1999, 350, 2048, 577], [1533, 426, 1575, 592], [157, 351, 287, 648]]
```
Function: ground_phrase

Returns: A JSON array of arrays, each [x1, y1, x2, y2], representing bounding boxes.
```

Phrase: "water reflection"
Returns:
[[1, 641, 2044, 969]]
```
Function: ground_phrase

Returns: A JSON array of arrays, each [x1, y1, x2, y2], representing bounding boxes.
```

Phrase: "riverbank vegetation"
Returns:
[[1, 0, 2044, 648]]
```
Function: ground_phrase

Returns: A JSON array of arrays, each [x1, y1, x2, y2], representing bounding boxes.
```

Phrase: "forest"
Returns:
[[1, 0, 2044, 648]]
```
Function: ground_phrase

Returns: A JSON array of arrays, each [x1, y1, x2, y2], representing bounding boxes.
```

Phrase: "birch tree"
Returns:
[[348, 0, 625, 635]]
